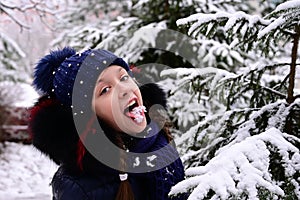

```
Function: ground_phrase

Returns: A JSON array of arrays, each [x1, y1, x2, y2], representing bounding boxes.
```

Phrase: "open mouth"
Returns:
[[124, 99, 146, 123]]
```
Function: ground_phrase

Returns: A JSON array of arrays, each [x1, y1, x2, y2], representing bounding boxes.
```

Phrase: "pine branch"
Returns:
[[216, 64, 288, 107], [177, 1, 300, 56]]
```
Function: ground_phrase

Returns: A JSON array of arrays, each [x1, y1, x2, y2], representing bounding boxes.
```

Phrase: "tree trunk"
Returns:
[[287, 25, 300, 104]]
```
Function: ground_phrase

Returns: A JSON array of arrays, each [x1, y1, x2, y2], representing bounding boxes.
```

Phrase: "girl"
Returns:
[[29, 47, 186, 200]]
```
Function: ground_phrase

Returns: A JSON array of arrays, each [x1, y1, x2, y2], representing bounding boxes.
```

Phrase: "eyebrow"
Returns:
[[97, 66, 124, 84]]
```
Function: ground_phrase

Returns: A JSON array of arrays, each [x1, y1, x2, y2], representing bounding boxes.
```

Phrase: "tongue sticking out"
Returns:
[[126, 105, 147, 123]]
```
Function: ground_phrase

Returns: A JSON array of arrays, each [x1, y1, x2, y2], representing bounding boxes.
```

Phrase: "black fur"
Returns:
[[28, 95, 79, 166], [140, 83, 167, 109]]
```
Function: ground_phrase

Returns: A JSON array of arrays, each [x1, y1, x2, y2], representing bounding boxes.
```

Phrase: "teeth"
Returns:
[[128, 100, 136, 108]]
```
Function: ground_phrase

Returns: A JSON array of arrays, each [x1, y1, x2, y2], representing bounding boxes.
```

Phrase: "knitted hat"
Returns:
[[33, 47, 131, 106]]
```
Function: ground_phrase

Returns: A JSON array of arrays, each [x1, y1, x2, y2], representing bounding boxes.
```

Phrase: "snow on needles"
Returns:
[[275, 0, 300, 12], [169, 128, 300, 200], [176, 11, 270, 38], [257, 16, 285, 39]]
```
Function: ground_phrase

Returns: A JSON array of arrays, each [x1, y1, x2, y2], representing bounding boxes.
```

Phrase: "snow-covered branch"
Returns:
[[176, 0, 300, 55], [177, 11, 270, 41], [170, 127, 299, 200]]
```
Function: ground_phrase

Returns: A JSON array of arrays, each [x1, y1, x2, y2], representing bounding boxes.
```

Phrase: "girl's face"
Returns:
[[92, 65, 147, 134]]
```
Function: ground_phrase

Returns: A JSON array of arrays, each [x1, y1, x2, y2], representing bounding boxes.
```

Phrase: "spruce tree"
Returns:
[[165, 0, 300, 199]]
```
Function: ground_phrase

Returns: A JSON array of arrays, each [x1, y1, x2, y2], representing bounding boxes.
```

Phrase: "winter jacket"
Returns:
[[51, 131, 186, 200], [29, 83, 187, 200]]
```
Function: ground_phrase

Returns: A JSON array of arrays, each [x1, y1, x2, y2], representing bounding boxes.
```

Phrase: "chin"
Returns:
[[122, 118, 147, 135], [127, 121, 147, 135]]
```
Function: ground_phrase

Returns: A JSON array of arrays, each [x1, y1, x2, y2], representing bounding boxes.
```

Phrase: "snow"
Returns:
[[161, 67, 235, 95], [170, 128, 299, 200], [0, 81, 53, 199], [176, 11, 270, 38], [275, 0, 300, 12], [117, 21, 167, 62], [0, 32, 26, 58], [132, 0, 150, 9], [13, 83, 39, 107], [131, 105, 147, 123], [0, 81, 39, 107], [177, 0, 299, 42], [258, 16, 285, 39], [0, 142, 58, 200]]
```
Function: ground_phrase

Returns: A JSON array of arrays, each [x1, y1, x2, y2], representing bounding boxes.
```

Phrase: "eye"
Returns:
[[100, 87, 110, 95], [120, 75, 129, 82]]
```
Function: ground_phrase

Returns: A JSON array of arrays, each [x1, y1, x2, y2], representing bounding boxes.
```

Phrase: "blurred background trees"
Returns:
[[0, 0, 59, 141]]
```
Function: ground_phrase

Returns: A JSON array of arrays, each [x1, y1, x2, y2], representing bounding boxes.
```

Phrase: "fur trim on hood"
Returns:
[[28, 95, 79, 165]]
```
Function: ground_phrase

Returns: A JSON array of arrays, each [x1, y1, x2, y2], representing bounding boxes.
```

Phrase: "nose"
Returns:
[[118, 83, 130, 98], [120, 91, 128, 98]]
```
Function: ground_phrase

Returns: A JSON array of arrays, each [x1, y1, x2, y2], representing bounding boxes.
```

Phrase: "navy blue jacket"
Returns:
[[52, 167, 149, 199], [51, 127, 186, 200]]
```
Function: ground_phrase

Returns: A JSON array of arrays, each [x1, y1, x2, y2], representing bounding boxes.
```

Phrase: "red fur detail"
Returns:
[[76, 140, 86, 171], [76, 115, 97, 171], [28, 97, 59, 138]]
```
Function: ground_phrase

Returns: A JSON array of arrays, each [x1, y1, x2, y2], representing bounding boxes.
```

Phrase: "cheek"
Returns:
[[94, 98, 111, 119], [135, 88, 143, 102], [94, 97, 122, 129]]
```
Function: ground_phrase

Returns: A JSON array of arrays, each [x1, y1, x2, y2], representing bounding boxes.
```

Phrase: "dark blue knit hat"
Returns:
[[33, 47, 131, 106]]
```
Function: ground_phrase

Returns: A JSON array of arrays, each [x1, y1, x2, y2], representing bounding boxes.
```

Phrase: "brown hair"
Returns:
[[114, 134, 135, 200], [77, 115, 97, 171], [150, 108, 173, 143]]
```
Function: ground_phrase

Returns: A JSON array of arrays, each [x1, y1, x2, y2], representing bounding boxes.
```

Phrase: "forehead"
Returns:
[[97, 65, 126, 82]]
